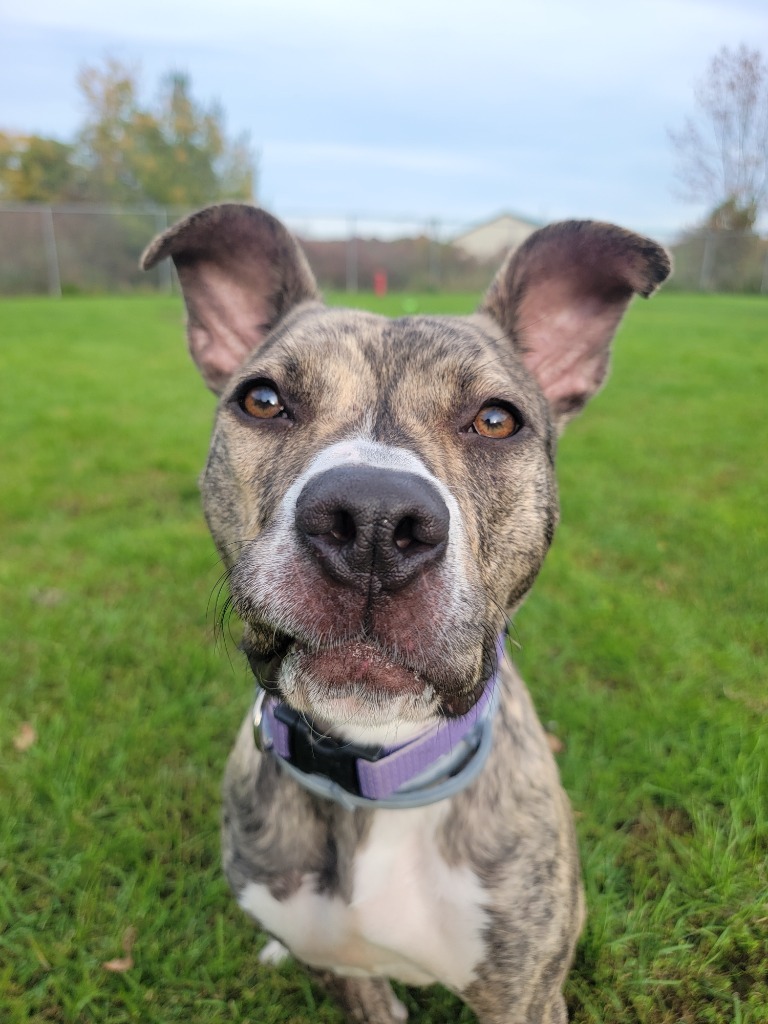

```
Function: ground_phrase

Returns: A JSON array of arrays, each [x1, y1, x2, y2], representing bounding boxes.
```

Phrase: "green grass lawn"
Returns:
[[1, 290, 766, 1023]]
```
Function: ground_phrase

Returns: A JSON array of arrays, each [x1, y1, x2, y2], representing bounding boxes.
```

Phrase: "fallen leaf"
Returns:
[[546, 732, 564, 754], [13, 723, 37, 752], [31, 587, 66, 608], [102, 955, 133, 973], [103, 926, 137, 973]]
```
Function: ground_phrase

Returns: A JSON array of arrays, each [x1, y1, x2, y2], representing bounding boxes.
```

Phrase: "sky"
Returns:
[[2, 0, 767, 242]]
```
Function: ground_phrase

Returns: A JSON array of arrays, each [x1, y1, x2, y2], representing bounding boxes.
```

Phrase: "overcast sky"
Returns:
[[2, 1, 767, 241]]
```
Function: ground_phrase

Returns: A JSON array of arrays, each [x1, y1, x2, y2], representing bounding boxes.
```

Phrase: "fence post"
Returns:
[[42, 206, 62, 298], [428, 217, 441, 289], [346, 216, 358, 293], [154, 208, 173, 293], [698, 233, 716, 291]]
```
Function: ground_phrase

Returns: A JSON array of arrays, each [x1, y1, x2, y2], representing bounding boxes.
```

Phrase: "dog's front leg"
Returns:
[[462, 966, 573, 1024], [462, 981, 568, 1024], [313, 971, 408, 1024]]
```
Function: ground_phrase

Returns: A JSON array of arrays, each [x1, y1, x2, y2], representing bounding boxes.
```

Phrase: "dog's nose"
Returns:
[[295, 466, 450, 592]]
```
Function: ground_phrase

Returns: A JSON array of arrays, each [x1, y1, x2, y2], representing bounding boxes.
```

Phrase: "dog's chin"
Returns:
[[249, 637, 444, 740], [244, 625, 493, 743], [288, 641, 440, 732]]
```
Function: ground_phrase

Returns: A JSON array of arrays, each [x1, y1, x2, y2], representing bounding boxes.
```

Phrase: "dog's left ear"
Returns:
[[141, 204, 320, 393], [479, 221, 671, 430]]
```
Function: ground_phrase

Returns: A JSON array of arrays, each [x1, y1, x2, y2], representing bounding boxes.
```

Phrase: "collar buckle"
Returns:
[[272, 702, 386, 797]]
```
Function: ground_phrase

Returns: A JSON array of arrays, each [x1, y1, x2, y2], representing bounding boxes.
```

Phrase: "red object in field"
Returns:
[[373, 270, 388, 296]]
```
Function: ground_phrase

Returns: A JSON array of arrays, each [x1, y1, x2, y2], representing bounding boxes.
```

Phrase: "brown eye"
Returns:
[[241, 383, 285, 419], [472, 404, 520, 439]]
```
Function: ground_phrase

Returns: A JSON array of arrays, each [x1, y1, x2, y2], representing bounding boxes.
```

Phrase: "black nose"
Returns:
[[295, 465, 450, 592]]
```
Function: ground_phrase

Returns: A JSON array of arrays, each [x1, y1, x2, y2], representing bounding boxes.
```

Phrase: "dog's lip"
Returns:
[[244, 632, 493, 715], [291, 639, 428, 696]]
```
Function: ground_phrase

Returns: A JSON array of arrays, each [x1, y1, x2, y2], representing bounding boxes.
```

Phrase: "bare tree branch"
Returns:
[[669, 44, 768, 229]]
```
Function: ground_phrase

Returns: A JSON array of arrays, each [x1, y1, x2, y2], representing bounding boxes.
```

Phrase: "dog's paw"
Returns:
[[390, 993, 408, 1022], [259, 938, 291, 966]]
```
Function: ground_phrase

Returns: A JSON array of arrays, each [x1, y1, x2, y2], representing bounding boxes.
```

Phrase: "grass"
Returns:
[[0, 290, 766, 1023]]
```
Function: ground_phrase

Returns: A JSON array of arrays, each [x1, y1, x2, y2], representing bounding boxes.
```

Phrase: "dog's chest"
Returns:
[[238, 805, 487, 988]]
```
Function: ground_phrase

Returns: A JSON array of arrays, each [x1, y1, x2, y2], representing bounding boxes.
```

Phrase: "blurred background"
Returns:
[[2, 0, 767, 296]]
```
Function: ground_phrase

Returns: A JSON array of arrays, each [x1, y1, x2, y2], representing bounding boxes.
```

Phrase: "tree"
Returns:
[[76, 58, 144, 202], [74, 58, 255, 206], [669, 44, 768, 230], [0, 132, 81, 202], [0, 60, 256, 206], [130, 72, 254, 205]]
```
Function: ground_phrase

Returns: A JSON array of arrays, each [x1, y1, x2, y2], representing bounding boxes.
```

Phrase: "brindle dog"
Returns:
[[142, 206, 669, 1024]]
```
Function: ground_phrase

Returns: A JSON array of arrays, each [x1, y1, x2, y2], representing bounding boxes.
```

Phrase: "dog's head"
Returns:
[[143, 205, 669, 743]]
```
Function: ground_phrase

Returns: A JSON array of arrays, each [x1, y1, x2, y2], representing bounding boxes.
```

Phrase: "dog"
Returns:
[[141, 205, 670, 1024]]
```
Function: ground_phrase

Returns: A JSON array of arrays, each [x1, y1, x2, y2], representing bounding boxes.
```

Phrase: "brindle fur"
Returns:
[[142, 205, 670, 1023]]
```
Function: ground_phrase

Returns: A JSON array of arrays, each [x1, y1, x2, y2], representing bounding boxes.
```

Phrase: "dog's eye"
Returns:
[[471, 404, 520, 439], [240, 383, 285, 420]]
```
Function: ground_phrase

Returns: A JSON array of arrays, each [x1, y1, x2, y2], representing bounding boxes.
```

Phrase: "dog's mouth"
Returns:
[[293, 639, 429, 693], [243, 628, 487, 729]]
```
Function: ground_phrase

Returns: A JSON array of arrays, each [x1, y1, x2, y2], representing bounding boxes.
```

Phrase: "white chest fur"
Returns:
[[238, 804, 487, 989]]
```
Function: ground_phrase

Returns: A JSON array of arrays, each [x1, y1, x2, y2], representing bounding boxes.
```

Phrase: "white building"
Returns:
[[453, 212, 543, 261]]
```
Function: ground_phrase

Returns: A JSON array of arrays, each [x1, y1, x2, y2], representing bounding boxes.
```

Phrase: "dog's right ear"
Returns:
[[141, 204, 320, 393]]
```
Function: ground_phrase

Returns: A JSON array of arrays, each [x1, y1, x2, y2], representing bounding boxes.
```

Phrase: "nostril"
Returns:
[[392, 514, 446, 556], [329, 509, 356, 545], [393, 516, 417, 551]]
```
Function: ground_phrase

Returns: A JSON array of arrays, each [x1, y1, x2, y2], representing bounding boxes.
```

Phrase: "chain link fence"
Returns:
[[1, 203, 767, 295], [0, 203, 503, 297], [1, 204, 189, 296]]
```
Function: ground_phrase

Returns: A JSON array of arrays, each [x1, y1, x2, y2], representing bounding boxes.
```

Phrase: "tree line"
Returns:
[[2, 46, 766, 233], [0, 58, 255, 207]]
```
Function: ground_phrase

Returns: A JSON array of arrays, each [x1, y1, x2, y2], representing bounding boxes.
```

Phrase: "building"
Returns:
[[452, 212, 543, 262]]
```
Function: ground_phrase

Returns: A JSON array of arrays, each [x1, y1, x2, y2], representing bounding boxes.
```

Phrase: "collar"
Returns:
[[252, 641, 503, 811]]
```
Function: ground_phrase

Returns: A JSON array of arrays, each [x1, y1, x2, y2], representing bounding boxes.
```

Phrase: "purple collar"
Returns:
[[253, 644, 503, 806]]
